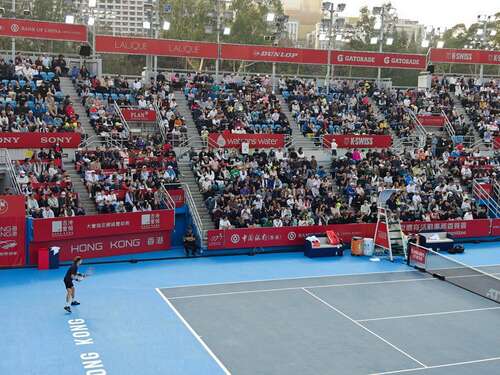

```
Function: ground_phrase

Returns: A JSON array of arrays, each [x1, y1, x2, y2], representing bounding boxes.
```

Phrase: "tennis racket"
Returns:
[[76, 267, 95, 281]]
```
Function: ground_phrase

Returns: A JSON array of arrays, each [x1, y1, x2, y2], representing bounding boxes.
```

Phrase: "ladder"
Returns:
[[374, 207, 407, 261]]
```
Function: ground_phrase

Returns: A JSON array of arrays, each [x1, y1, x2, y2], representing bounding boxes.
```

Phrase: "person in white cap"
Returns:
[[17, 170, 29, 185]]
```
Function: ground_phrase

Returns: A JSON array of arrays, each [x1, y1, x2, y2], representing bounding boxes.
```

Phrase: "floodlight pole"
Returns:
[[376, 6, 385, 87], [11, 0, 15, 61], [479, 19, 488, 83], [215, 0, 221, 84], [325, 7, 334, 92]]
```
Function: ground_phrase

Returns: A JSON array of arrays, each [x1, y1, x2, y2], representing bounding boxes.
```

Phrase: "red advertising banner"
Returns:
[[409, 243, 428, 268], [492, 219, 500, 237], [207, 223, 376, 250], [31, 210, 175, 243], [209, 133, 285, 149], [222, 43, 328, 65], [481, 50, 500, 65], [29, 231, 171, 265], [121, 108, 157, 122], [374, 222, 390, 249], [0, 195, 26, 268], [167, 188, 185, 207], [95, 35, 217, 58], [401, 219, 491, 238], [0, 132, 81, 148], [323, 134, 392, 149], [332, 50, 426, 70], [417, 115, 445, 126], [0, 18, 87, 42], [429, 48, 500, 66], [207, 219, 494, 250]]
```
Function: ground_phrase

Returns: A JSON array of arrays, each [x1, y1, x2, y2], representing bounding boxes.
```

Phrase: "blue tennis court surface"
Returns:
[[1, 242, 499, 375]]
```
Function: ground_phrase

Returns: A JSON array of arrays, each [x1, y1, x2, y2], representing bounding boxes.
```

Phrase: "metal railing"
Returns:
[[0, 149, 21, 195], [473, 180, 500, 219], [158, 184, 177, 211], [441, 109, 456, 139], [494, 181, 500, 205], [79, 134, 124, 149], [406, 109, 428, 148], [113, 101, 131, 139], [181, 182, 207, 248], [152, 100, 167, 142]]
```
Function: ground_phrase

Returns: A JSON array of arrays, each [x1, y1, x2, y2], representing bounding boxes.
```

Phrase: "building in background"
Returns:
[[70, 0, 152, 36], [281, 0, 322, 41], [286, 20, 300, 44], [306, 16, 357, 50], [394, 19, 425, 43]]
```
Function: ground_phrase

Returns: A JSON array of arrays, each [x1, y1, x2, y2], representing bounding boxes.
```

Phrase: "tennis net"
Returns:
[[408, 243, 500, 304]]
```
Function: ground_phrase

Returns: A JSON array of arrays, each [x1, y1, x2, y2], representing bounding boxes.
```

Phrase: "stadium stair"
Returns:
[[278, 96, 324, 151], [62, 160, 97, 215], [174, 91, 216, 244], [178, 162, 215, 230], [449, 92, 486, 150], [174, 93, 205, 149], [59, 77, 100, 140], [368, 97, 422, 154]]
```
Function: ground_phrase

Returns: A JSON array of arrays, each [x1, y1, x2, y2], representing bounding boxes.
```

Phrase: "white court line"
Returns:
[[166, 271, 500, 300], [166, 276, 435, 300], [155, 288, 231, 375], [157, 269, 419, 290], [357, 306, 500, 323], [301, 288, 428, 369], [370, 356, 500, 375], [157, 263, 500, 292]]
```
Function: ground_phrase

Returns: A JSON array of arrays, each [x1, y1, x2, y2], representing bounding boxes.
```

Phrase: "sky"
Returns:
[[339, 0, 499, 28]]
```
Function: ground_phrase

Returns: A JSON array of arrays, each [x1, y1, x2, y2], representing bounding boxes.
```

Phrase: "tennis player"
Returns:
[[64, 256, 84, 313]]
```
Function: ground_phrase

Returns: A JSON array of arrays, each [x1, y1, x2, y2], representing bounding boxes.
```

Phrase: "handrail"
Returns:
[[153, 100, 167, 142], [471, 138, 492, 151], [406, 108, 427, 148], [158, 184, 176, 211], [181, 182, 206, 248], [0, 149, 21, 195], [440, 109, 456, 138], [113, 101, 131, 138], [473, 179, 500, 219], [80, 134, 123, 149]]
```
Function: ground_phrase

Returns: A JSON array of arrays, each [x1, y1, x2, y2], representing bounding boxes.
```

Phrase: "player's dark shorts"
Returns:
[[64, 279, 74, 289]]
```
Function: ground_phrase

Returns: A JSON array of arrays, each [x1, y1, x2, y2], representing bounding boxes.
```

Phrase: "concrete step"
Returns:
[[60, 77, 99, 140]]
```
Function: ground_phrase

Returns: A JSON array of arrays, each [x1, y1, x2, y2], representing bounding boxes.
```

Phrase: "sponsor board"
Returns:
[[332, 50, 426, 69], [207, 223, 375, 250], [29, 231, 171, 264], [95, 35, 217, 58], [121, 108, 157, 122], [323, 135, 392, 149], [0, 18, 87, 42], [32, 210, 175, 242], [0, 133, 81, 148], [207, 219, 495, 250], [208, 133, 285, 149], [0, 195, 25, 268], [409, 244, 428, 268], [221, 43, 328, 65], [400, 219, 491, 238], [374, 221, 390, 249], [429, 48, 500, 66], [417, 115, 445, 126], [167, 189, 185, 207]]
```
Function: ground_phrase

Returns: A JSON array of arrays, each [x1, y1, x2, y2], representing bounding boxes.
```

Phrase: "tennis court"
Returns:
[[158, 265, 500, 375]]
